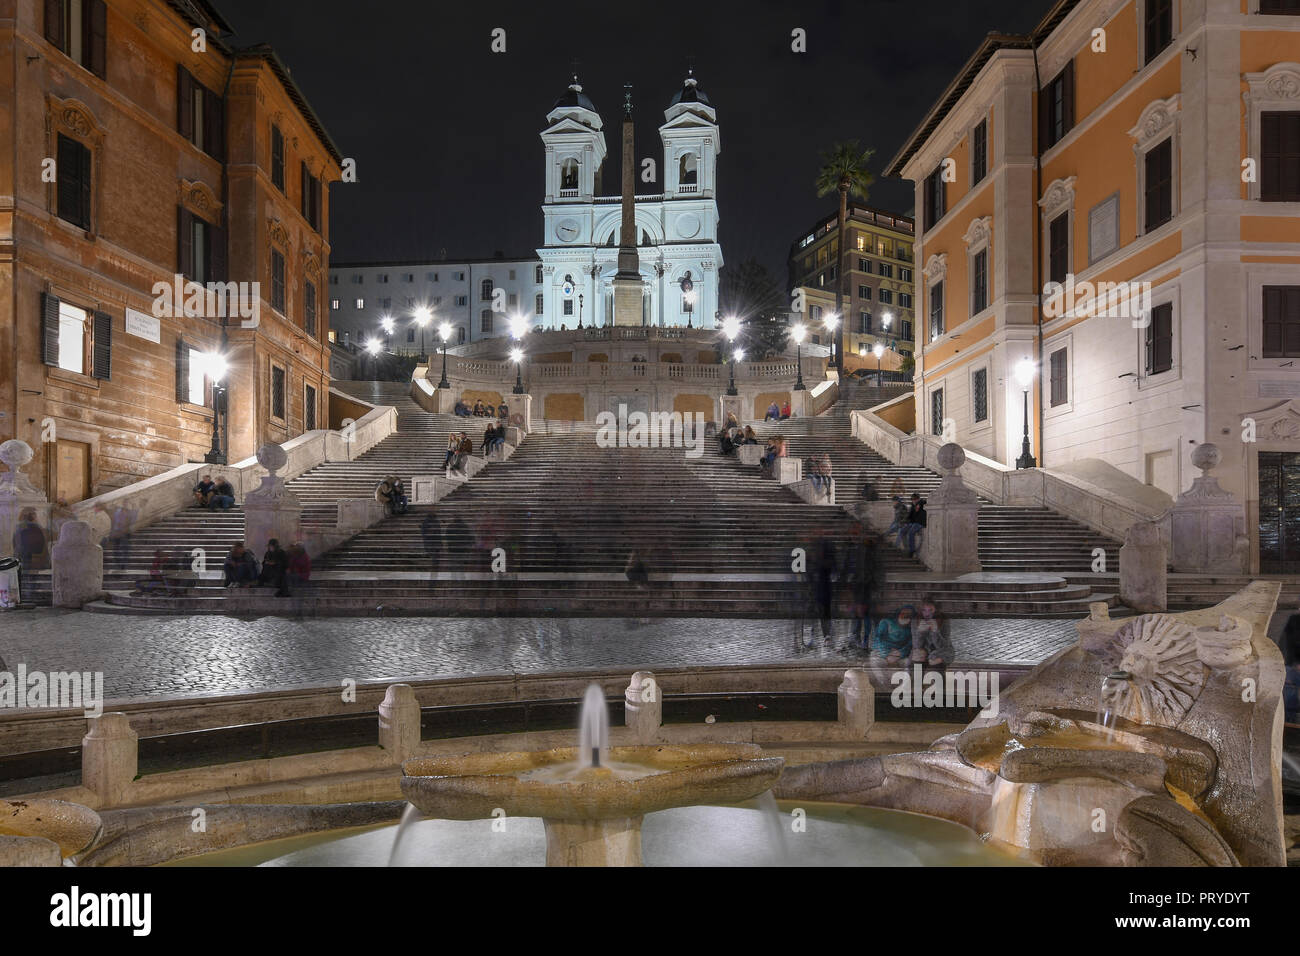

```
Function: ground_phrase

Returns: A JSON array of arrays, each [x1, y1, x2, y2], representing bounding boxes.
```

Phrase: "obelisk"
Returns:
[[611, 84, 642, 326]]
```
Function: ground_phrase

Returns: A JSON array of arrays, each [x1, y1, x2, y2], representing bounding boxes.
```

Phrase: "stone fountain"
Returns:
[[400, 684, 784, 866], [776, 582, 1289, 866]]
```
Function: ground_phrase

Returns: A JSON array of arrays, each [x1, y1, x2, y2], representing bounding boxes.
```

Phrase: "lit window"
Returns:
[[187, 347, 205, 405], [57, 302, 86, 374]]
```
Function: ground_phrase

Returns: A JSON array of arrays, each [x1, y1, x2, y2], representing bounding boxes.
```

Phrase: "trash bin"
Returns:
[[0, 557, 20, 609]]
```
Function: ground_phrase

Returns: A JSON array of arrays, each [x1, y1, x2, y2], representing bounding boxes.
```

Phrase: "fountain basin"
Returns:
[[1, 799, 103, 859]]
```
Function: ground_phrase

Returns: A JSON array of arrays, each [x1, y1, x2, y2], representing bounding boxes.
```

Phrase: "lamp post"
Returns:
[[380, 315, 394, 352], [1015, 357, 1037, 469], [437, 321, 452, 390], [824, 312, 840, 369], [510, 313, 528, 394], [791, 324, 807, 390], [413, 306, 431, 363], [203, 348, 228, 465], [873, 341, 885, 386], [578, 293, 584, 330], [723, 315, 740, 396]]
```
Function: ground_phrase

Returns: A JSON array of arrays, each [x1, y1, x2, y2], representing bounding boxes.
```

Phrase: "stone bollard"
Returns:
[[379, 684, 422, 761], [51, 521, 104, 608], [775, 457, 802, 484], [1119, 518, 1167, 612], [243, 443, 303, 559], [918, 443, 982, 574], [737, 444, 763, 467], [624, 671, 661, 743], [82, 713, 138, 807], [838, 668, 875, 738], [1168, 443, 1249, 573]]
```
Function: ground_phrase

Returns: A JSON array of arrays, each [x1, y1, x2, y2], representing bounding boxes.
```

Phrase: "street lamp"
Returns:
[[203, 350, 229, 465], [437, 321, 452, 390], [873, 341, 885, 386], [823, 312, 840, 369], [1015, 357, 1037, 469], [722, 315, 741, 396], [510, 314, 528, 394], [510, 347, 526, 394], [413, 306, 431, 363], [380, 315, 394, 350], [791, 324, 807, 391], [578, 293, 584, 330]]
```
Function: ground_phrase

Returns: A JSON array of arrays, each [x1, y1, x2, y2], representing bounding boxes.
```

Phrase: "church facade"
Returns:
[[537, 73, 724, 331]]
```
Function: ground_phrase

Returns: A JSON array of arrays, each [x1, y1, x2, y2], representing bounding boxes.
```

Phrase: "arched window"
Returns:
[[560, 158, 579, 191], [480, 278, 493, 301], [480, 309, 493, 334], [679, 152, 698, 186], [457, 327, 466, 344]]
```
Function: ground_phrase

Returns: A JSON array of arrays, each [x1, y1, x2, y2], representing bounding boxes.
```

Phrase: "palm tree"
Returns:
[[815, 141, 875, 372]]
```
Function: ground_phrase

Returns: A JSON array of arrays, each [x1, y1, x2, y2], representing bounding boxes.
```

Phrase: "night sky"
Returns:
[[213, 0, 1053, 274]]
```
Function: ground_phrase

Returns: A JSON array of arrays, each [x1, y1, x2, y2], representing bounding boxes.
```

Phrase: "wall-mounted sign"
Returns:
[[125, 308, 161, 343]]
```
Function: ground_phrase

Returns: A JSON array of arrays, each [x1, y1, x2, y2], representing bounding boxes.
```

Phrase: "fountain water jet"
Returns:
[[578, 684, 608, 770]]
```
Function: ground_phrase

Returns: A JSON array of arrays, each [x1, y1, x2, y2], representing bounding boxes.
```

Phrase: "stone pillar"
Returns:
[[788, 389, 809, 419], [0, 440, 52, 564], [510, 394, 534, 433], [51, 521, 104, 608], [624, 671, 661, 743], [433, 387, 457, 415], [1168, 443, 1249, 573], [918, 443, 982, 574], [379, 683, 422, 761], [82, 713, 138, 807], [1119, 518, 1167, 612], [838, 668, 875, 738], [719, 394, 745, 426], [242, 443, 302, 560]]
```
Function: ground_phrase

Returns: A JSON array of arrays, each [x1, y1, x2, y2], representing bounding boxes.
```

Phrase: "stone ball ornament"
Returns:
[[1191, 442, 1220, 474], [0, 439, 35, 470], [936, 442, 966, 472], [256, 442, 288, 474]]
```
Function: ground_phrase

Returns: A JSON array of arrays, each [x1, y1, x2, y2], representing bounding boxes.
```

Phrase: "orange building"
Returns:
[[0, 0, 341, 503], [887, 0, 1300, 572]]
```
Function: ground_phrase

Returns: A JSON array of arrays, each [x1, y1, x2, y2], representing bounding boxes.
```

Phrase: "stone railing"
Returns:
[[444, 353, 822, 388], [64, 396, 397, 541], [808, 378, 839, 417], [849, 407, 1163, 543]]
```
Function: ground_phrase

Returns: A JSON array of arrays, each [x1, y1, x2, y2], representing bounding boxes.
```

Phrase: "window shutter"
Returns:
[[209, 222, 227, 283], [1062, 60, 1075, 133], [78, 139, 93, 228], [42, 292, 61, 366], [313, 176, 322, 231], [301, 161, 309, 219], [87, 0, 107, 78], [176, 338, 189, 403], [177, 206, 192, 277], [93, 310, 112, 380], [56, 135, 79, 224], [205, 87, 225, 160], [177, 66, 193, 139], [44, 0, 64, 49]]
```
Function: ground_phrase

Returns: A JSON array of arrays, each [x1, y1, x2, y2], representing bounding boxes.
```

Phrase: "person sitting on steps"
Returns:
[[222, 542, 258, 588], [764, 401, 781, 422], [443, 432, 460, 468], [193, 475, 216, 508], [903, 494, 927, 558], [208, 476, 236, 512], [260, 538, 289, 593]]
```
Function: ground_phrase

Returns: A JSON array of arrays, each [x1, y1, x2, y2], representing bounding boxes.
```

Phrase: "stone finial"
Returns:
[[379, 683, 421, 761], [0, 440, 41, 497], [624, 670, 661, 742], [929, 442, 978, 506], [82, 713, 139, 806], [1191, 442, 1221, 475], [936, 442, 966, 473], [256, 442, 288, 475], [838, 667, 876, 737]]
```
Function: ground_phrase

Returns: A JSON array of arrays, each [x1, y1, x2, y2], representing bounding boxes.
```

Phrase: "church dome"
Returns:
[[669, 69, 710, 108], [553, 76, 597, 114]]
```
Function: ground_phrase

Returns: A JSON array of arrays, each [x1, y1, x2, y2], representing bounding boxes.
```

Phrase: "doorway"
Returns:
[[55, 439, 91, 504], [1259, 451, 1300, 573]]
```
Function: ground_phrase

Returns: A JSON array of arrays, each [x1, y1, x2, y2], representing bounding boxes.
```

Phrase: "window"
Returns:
[[431, 297, 441, 306], [879, 263, 893, 279], [973, 368, 988, 423], [185, 346, 207, 405], [923, 167, 946, 231], [305, 384, 317, 431], [902, 319, 914, 340], [56, 134, 92, 230], [929, 282, 944, 339], [931, 389, 944, 436], [1262, 286, 1300, 358], [403, 273, 414, 283], [899, 293, 913, 309], [354, 298, 364, 309], [1049, 347, 1068, 407], [563, 299, 574, 316], [972, 249, 988, 315], [1261, 112, 1300, 202], [535, 265, 544, 283], [271, 250, 286, 313], [271, 365, 286, 421], [455, 295, 468, 307], [1040, 63, 1075, 150], [1261, 0, 1300, 10], [1144, 0, 1174, 64], [377, 274, 389, 284], [535, 294, 544, 314], [859, 312, 871, 333], [856, 235, 866, 251], [305, 281, 317, 337], [899, 268, 912, 283], [480, 278, 494, 301], [560, 158, 579, 191], [972, 118, 988, 185], [271, 124, 285, 192], [480, 310, 493, 334], [454, 272, 465, 281], [879, 289, 894, 305], [679, 152, 698, 185], [858, 258, 871, 273], [1145, 301, 1174, 373], [50, 300, 87, 375], [877, 238, 892, 258], [381, 297, 391, 310], [858, 285, 872, 299], [45, 0, 106, 78], [330, 276, 338, 285], [351, 275, 362, 284], [177, 207, 224, 285], [177, 66, 224, 159], [1048, 212, 1070, 286], [508, 293, 518, 309], [330, 299, 340, 311], [300, 163, 321, 231], [1144, 138, 1173, 231], [429, 272, 439, 282], [406, 328, 415, 343]]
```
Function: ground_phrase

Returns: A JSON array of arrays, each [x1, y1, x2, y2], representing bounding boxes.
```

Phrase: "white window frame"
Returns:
[[1137, 281, 1181, 389], [1136, 0, 1180, 68], [1246, 267, 1300, 371], [1244, 63, 1300, 203], [186, 346, 207, 406], [1044, 332, 1075, 418], [57, 301, 87, 375], [1039, 177, 1076, 296], [969, 362, 993, 433], [1129, 95, 1181, 238], [963, 215, 993, 320], [969, 112, 990, 187]]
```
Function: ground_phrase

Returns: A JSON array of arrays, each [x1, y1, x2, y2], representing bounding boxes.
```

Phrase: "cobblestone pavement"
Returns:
[[0, 611, 1081, 706]]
